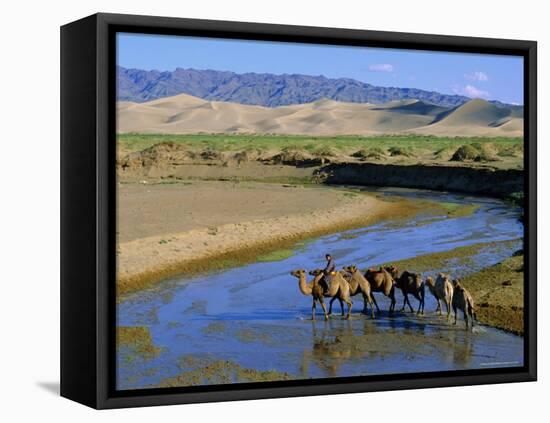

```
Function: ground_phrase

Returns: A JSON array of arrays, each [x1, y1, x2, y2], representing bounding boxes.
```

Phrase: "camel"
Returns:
[[342, 265, 376, 319], [425, 273, 454, 320], [290, 269, 352, 320], [308, 269, 353, 319], [363, 267, 397, 313], [452, 279, 476, 329], [385, 266, 425, 314]]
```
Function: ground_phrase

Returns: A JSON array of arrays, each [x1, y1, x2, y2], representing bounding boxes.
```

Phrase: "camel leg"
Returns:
[[400, 292, 407, 312], [389, 287, 397, 313], [417, 290, 424, 315], [312, 300, 316, 320], [345, 299, 353, 320], [319, 298, 329, 320], [463, 308, 469, 329], [406, 294, 414, 313], [339, 298, 345, 316], [436, 299, 442, 315], [371, 293, 381, 313], [368, 293, 375, 319], [445, 300, 451, 321], [328, 297, 337, 316], [362, 294, 373, 317], [321, 303, 329, 321], [453, 305, 458, 325]]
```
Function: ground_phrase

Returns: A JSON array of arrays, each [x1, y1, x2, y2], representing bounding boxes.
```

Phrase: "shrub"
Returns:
[[388, 146, 415, 157]]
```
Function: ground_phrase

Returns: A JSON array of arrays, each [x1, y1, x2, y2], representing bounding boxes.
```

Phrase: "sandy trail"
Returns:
[[116, 181, 407, 295]]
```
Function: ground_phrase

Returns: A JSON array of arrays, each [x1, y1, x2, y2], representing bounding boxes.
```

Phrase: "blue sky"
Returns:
[[117, 33, 524, 105]]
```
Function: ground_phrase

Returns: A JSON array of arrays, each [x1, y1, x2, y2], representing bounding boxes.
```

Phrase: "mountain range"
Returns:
[[117, 66, 519, 109]]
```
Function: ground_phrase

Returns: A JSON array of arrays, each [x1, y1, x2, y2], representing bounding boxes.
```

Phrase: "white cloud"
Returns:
[[452, 84, 490, 99], [464, 71, 489, 81], [368, 63, 394, 72]]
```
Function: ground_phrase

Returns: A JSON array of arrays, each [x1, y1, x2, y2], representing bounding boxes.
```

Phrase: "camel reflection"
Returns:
[[448, 329, 474, 367], [298, 315, 476, 378], [300, 319, 360, 378]]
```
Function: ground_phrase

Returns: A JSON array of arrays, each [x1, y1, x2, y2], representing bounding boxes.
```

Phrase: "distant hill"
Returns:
[[117, 66, 518, 109], [117, 93, 523, 137]]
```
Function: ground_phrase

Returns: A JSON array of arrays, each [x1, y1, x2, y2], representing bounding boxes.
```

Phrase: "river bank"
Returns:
[[116, 181, 429, 296], [117, 134, 524, 198]]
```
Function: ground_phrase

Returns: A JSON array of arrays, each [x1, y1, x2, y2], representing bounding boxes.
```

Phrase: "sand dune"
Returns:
[[117, 93, 523, 137]]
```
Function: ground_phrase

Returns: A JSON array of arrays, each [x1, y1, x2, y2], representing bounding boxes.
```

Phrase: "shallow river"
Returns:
[[117, 188, 524, 389]]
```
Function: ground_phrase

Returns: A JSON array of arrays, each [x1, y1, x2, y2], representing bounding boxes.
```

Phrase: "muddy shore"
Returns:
[[116, 181, 424, 296]]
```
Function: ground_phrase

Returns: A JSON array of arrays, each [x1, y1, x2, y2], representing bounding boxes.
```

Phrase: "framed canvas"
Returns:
[[60, 13, 537, 409]]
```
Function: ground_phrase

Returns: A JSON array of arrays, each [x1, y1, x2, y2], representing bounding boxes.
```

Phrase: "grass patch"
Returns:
[[257, 249, 295, 262], [506, 191, 524, 207], [153, 360, 295, 387], [118, 133, 523, 155], [116, 326, 161, 359], [388, 146, 416, 157], [450, 143, 500, 162], [438, 202, 479, 218], [352, 147, 386, 160]]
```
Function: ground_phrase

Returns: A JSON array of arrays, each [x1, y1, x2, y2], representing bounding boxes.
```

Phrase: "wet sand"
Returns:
[[116, 181, 416, 296]]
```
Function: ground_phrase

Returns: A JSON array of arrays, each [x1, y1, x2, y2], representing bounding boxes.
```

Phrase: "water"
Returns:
[[117, 188, 524, 389]]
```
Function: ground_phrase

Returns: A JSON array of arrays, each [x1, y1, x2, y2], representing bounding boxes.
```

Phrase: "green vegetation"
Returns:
[[153, 360, 295, 387], [352, 147, 386, 160], [257, 248, 295, 262], [438, 202, 479, 218], [506, 191, 524, 207], [388, 146, 415, 157], [116, 326, 161, 359], [118, 133, 523, 155], [450, 142, 506, 162]]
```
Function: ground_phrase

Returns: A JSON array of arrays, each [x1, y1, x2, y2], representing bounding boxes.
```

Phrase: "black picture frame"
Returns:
[[60, 12, 537, 409]]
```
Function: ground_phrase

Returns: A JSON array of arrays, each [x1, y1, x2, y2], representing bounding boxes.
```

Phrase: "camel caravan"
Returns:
[[290, 254, 477, 329]]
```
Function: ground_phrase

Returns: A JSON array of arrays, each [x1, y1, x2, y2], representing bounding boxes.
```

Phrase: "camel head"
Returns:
[[425, 276, 435, 287], [309, 269, 323, 276], [452, 279, 463, 290], [384, 265, 399, 279], [290, 269, 307, 278], [343, 265, 357, 273]]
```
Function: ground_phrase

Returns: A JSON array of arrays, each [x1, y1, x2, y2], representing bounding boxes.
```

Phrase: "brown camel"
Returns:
[[290, 269, 326, 320], [425, 273, 454, 320], [309, 269, 353, 319], [342, 265, 376, 319], [452, 279, 476, 330], [290, 269, 352, 320], [385, 266, 425, 315], [363, 267, 397, 313]]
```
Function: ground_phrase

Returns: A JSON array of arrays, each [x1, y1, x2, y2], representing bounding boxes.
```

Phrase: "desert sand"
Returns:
[[117, 94, 523, 137], [116, 181, 412, 296]]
